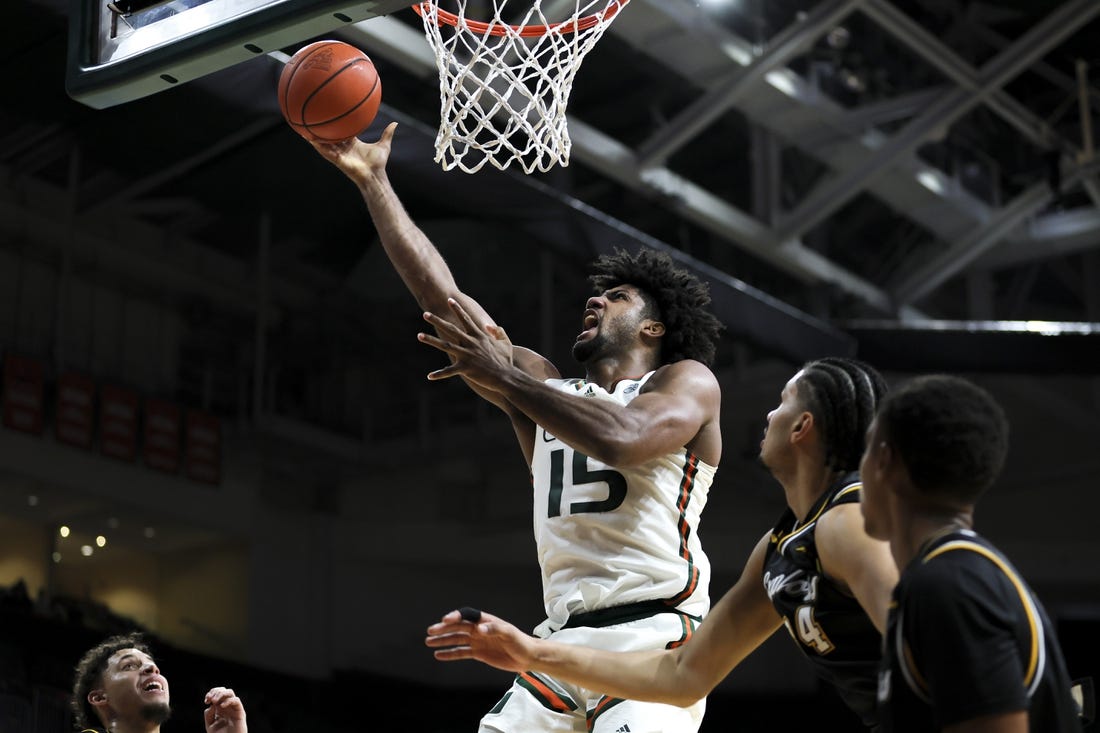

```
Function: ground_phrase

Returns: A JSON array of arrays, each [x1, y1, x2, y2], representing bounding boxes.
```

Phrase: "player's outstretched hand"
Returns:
[[309, 120, 397, 185], [203, 686, 247, 733], [419, 298, 514, 388], [425, 608, 535, 674]]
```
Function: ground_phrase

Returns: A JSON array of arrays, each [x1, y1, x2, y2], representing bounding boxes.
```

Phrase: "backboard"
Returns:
[[66, 0, 412, 109]]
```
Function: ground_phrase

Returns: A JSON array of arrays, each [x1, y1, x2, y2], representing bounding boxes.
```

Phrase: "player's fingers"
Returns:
[[429, 608, 484, 630], [423, 311, 466, 339], [433, 646, 476, 661], [427, 365, 463, 381], [446, 298, 480, 332], [378, 120, 398, 145], [424, 629, 471, 647], [485, 324, 509, 342], [417, 332, 460, 354]]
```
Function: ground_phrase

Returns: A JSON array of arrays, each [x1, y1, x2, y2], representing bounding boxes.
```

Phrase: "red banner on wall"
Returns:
[[2, 354, 44, 435], [100, 384, 138, 461], [56, 371, 95, 449], [144, 398, 181, 473], [185, 409, 220, 485]]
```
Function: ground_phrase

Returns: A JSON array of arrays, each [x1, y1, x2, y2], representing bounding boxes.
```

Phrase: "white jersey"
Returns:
[[531, 372, 716, 630]]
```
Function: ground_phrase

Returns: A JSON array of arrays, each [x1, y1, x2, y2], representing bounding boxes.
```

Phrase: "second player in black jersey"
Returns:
[[861, 375, 1083, 732]]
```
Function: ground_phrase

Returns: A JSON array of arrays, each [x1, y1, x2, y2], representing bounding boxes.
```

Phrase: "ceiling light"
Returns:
[[765, 69, 798, 97], [59, 526, 70, 538], [27, 495, 38, 507], [916, 170, 947, 195], [81, 545, 93, 557], [144, 527, 156, 539], [96, 535, 107, 548], [52, 552, 61, 563]]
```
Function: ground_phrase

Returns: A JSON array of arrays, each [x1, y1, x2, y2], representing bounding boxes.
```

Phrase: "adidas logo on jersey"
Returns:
[[614, 726, 631, 733]]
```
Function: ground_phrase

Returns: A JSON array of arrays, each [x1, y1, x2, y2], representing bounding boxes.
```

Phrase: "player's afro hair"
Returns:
[[876, 375, 1009, 502], [588, 248, 723, 367], [71, 632, 150, 731]]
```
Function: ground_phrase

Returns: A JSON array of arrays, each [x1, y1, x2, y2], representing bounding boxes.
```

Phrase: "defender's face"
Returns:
[[573, 284, 650, 363], [759, 371, 805, 471]]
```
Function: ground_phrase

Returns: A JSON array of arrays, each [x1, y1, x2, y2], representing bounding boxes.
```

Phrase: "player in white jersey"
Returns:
[[532, 375, 715, 632], [309, 123, 724, 733]]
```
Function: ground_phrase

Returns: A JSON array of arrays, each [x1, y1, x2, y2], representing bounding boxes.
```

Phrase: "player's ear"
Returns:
[[790, 411, 815, 442], [88, 689, 107, 707], [641, 320, 665, 338]]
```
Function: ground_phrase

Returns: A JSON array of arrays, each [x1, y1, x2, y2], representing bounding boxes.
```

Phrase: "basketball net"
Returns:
[[413, 1, 630, 174]]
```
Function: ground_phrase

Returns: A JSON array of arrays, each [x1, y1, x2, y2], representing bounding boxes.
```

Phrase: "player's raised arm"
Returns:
[[309, 123, 491, 329], [308, 124, 557, 448]]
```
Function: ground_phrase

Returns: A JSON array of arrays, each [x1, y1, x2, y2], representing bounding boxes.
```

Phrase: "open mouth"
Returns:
[[142, 680, 166, 694], [577, 310, 599, 340]]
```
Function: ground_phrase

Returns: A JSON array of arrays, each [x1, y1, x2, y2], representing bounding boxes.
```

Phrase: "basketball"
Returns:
[[277, 40, 382, 143]]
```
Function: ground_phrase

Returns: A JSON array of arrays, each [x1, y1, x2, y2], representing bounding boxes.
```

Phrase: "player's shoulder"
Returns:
[[904, 543, 991, 598], [650, 359, 720, 390]]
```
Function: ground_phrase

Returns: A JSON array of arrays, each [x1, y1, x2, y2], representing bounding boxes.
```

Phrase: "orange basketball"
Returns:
[[278, 40, 382, 142]]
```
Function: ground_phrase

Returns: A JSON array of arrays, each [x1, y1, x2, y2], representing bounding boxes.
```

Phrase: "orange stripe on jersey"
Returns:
[[517, 672, 576, 713], [586, 696, 626, 731], [667, 452, 700, 605], [665, 611, 697, 650]]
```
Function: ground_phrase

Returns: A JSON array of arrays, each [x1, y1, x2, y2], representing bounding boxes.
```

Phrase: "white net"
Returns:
[[414, 1, 629, 174]]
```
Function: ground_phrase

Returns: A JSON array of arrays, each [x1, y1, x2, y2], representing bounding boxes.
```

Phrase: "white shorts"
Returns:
[[477, 610, 705, 733]]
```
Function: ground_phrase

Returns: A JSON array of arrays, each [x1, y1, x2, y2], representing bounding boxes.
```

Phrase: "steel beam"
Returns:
[[895, 160, 1100, 305], [635, 0, 865, 167], [776, 0, 1100, 244]]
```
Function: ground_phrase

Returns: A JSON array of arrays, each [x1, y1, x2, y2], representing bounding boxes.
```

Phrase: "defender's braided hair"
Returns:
[[796, 357, 887, 471], [588, 248, 723, 367]]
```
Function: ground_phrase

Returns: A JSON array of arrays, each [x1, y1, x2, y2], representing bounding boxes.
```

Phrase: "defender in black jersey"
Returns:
[[860, 375, 1083, 732], [71, 632, 247, 733], [763, 471, 886, 726], [428, 358, 897, 730]]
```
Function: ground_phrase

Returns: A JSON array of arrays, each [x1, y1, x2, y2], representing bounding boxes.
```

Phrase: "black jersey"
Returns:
[[763, 472, 882, 728], [878, 529, 1082, 732]]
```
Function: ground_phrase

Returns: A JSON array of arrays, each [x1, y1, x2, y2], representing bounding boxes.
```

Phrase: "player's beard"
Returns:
[[572, 329, 606, 363], [141, 702, 172, 726], [572, 313, 633, 364]]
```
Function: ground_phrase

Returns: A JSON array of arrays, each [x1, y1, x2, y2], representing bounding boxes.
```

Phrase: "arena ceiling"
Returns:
[[3, 0, 1100, 433]]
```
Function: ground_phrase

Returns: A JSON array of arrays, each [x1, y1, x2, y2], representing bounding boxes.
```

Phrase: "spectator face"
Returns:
[[89, 648, 171, 728]]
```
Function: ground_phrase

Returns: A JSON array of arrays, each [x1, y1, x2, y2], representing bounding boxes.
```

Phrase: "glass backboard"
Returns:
[[66, 0, 412, 108]]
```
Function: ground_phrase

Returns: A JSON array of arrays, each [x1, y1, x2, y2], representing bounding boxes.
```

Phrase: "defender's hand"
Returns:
[[425, 608, 535, 674]]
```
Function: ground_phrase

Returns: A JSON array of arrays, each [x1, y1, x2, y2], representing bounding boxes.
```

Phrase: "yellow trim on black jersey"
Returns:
[[922, 540, 1044, 693], [776, 480, 861, 553]]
